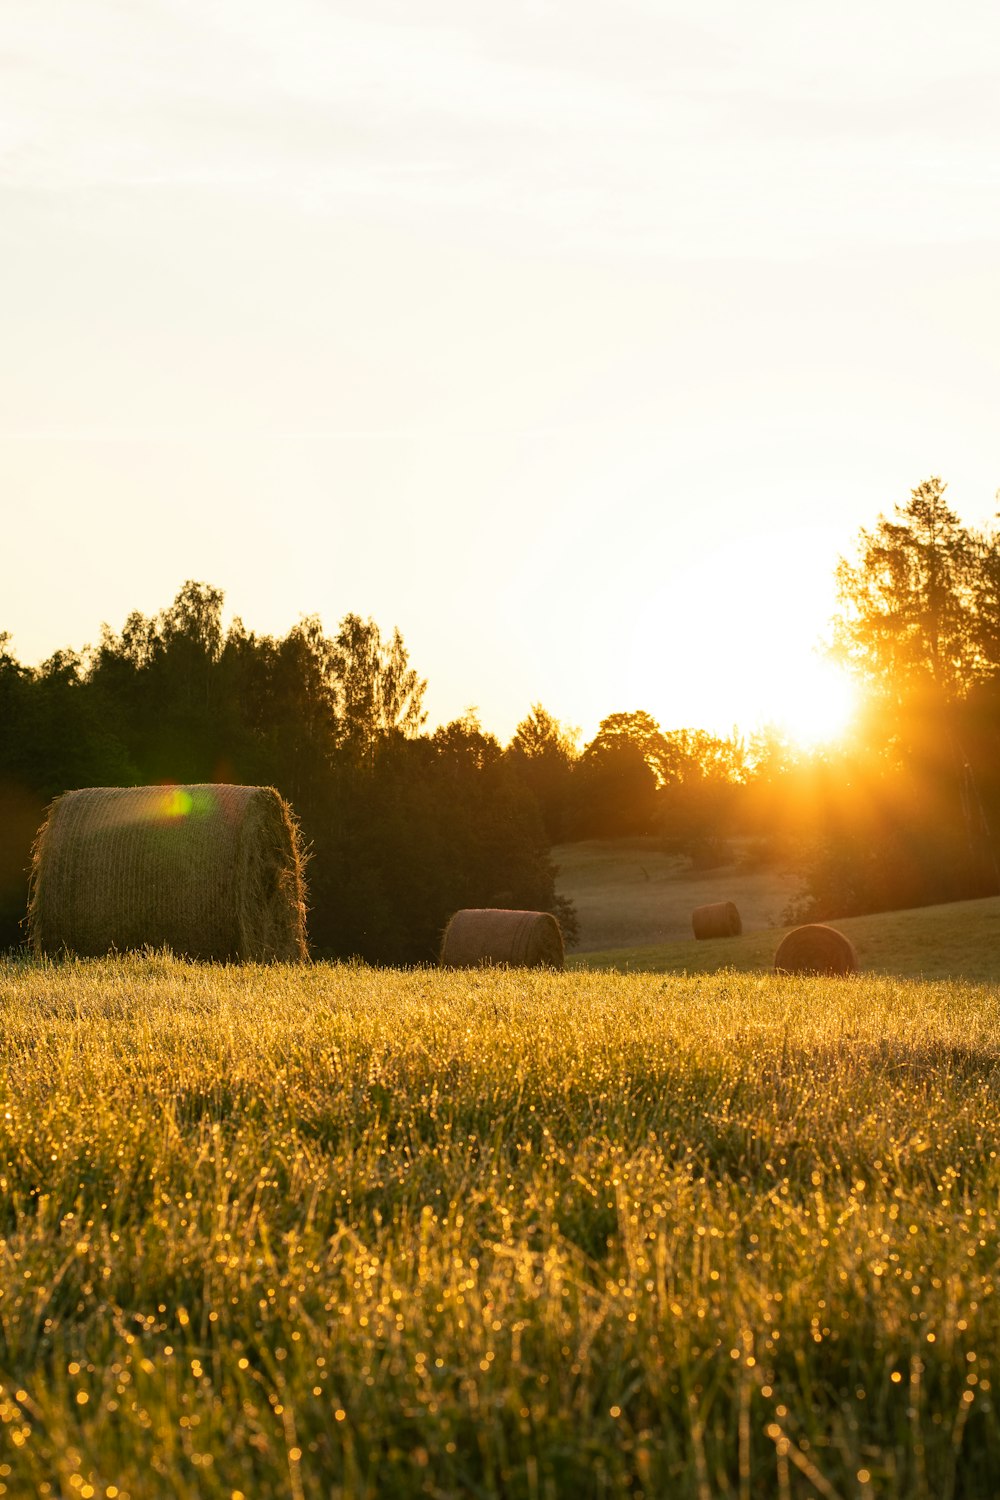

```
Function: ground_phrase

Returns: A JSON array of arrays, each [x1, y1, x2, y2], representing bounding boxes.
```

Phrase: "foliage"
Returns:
[[570, 712, 663, 838], [833, 478, 990, 698], [798, 477, 1000, 918], [2, 956, 1000, 1496], [331, 613, 427, 761], [504, 704, 579, 843], [0, 586, 565, 960], [657, 728, 747, 862]]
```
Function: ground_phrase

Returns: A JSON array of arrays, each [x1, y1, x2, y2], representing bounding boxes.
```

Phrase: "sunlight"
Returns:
[[773, 659, 859, 749]]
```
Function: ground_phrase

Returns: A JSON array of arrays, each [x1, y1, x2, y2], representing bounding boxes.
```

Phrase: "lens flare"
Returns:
[[161, 787, 193, 819]]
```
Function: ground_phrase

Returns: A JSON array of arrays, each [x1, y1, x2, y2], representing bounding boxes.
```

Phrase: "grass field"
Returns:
[[556, 837, 1000, 984], [553, 837, 804, 954], [2, 954, 1000, 1496], [573, 894, 1000, 985]]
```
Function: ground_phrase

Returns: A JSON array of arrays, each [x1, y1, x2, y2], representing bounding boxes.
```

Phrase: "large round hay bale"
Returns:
[[773, 923, 857, 976], [692, 900, 742, 939], [28, 784, 307, 962], [439, 908, 564, 969]]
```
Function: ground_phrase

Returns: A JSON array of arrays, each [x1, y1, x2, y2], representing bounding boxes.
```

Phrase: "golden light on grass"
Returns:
[[3, 954, 1000, 1493]]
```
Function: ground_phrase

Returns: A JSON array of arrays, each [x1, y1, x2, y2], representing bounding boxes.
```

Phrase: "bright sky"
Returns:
[[4, 1, 1000, 746]]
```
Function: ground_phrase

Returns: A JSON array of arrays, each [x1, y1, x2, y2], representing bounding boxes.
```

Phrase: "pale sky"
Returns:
[[3, 0, 1000, 745]]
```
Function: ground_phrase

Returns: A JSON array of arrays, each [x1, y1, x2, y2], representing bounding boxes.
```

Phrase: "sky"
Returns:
[[3, 0, 1000, 746]]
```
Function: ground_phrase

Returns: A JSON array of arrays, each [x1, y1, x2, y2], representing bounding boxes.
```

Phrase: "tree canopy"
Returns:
[[0, 584, 563, 960]]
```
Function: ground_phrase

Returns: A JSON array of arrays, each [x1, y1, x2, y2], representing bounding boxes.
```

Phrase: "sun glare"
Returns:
[[774, 660, 858, 749]]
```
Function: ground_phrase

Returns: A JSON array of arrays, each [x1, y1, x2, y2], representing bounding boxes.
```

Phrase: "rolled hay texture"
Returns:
[[692, 900, 742, 940], [29, 784, 307, 962], [439, 908, 564, 970], [773, 923, 857, 977]]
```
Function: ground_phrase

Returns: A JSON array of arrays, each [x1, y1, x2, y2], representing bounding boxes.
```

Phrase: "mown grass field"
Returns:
[[2, 955, 1000, 1496], [555, 834, 1000, 984], [573, 894, 1000, 985], [553, 837, 802, 953]]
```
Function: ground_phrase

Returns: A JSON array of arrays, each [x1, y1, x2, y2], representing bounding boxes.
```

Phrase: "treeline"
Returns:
[[0, 586, 569, 961], [0, 582, 803, 959], [0, 575, 832, 962], [560, 478, 1000, 919], [5, 476, 1000, 956], [795, 477, 1000, 916], [573, 478, 1000, 920]]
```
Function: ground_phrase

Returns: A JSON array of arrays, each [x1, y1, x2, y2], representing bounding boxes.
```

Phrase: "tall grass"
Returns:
[[1, 956, 999, 1496]]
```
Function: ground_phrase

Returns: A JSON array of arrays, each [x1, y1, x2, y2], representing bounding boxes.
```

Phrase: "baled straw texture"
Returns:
[[692, 900, 742, 940], [774, 923, 858, 977], [439, 908, 565, 970], [29, 784, 307, 962]]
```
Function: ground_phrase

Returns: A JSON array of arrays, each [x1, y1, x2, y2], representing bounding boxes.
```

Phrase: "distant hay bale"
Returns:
[[439, 908, 564, 970], [774, 923, 857, 977], [692, 901, 742, 940], [28, 784, 307, 962]]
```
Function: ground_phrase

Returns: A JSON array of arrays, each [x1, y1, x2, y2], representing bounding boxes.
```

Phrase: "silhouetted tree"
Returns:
[[505, 704, 579, 842], [571, 712, 662, 837], [0, 584, 570, 960], [801, 477, 1000, 914], [833, 478, 984, 697], [657, 728, 747, 862], [331, 614, 427, 761]]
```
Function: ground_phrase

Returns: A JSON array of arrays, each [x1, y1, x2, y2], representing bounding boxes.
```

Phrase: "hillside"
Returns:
[[556, 836, 1000, 983], [552, 836, 804, 952]]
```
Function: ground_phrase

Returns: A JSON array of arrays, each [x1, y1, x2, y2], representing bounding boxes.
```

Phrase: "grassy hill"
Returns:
[[552, 836, 803, 952], [2, 954, 1000, 1496], [555, 836, 1000, 983]]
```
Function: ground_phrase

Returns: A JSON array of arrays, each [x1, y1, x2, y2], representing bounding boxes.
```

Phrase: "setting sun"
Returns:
[[773, 660, 859, 749]]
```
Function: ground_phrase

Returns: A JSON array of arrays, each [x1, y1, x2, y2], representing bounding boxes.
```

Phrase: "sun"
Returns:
[[773, 659, 859, 750]]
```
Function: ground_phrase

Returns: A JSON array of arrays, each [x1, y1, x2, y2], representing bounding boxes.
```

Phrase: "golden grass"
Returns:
[[1, 954, 1000, 1495]]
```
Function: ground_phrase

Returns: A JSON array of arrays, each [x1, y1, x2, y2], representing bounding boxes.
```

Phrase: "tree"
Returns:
[[0, 587, 571, 961], [832, 478, 982, 700], [814, 478, 1000, 910], [505, 704, 579, 842], [332, 614, 427, 761], [656, 728, 746, 861], [571, 712, 664, 837], [583, 710, 673, 785]]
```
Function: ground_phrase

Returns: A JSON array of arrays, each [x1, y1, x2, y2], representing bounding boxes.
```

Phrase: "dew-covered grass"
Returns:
[[1, 956, 1000, 1496]]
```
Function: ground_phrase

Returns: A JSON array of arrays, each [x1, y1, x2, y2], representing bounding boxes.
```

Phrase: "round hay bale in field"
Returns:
[[773, 923, 857, 977], [692, 901, 742, 940], [439, 909, 564, 970], [28, 784, 307, 962]]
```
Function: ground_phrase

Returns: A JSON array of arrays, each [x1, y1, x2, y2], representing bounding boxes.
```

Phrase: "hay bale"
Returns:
[[439, 908, 564, 969], [773, 923, 857, 976], [692, 900, 742, 940], [28, 784, 307, 962]]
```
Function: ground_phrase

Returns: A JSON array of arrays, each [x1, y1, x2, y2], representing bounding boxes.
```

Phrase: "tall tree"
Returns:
[[571, 711, 664, 837], [584, 710, 673, 785], [505, 704, 579, 842], [817, 478, 1000, 908], [332, 614, 427, 761], [832, 478, 982, 700]]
